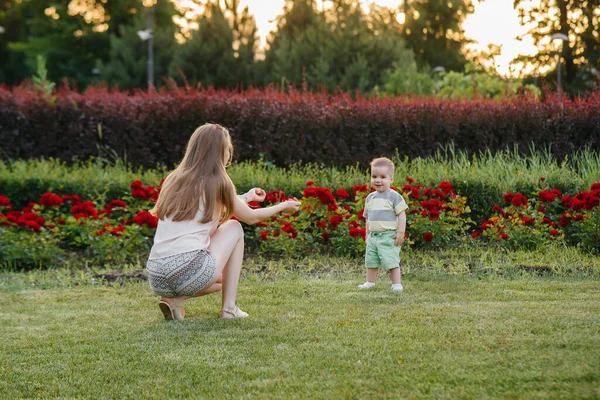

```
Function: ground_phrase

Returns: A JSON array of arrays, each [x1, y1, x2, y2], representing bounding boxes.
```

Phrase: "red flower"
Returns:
[[24, 220, 42, 232], [259, 231, 269, 241], [316, 220, 327, 229], [571, 199, 584, 211], [559, 213, 570, 227], [39, 192, 63, 207], [491, 205, 504, 214], [550, 229, 560, 237], [106, 199, 127, 212], [503, 192, 514, 204], [438, 181, 454, 195], [511, 193, 528, 208], [71, 201, 98, 220], [132, 210, 158, 228], [352, 184, 369, 196], [590, 182, 600, 191], [540, 177, 545, 181], [152, 178, 165, 202], [321, 232, 330, 241], [132, 189, 148, 199], [406, 177, 414, 184], [497, 233, 509, 240], [130, 180, 143, 190], [266, 190, 287, 204], [470, 230, 481, 238], [17, 212, 45, 227], [0, 195, 12, 210], [542, 217, 557, 227], [335, 188, 350, 200], [111, 225, 126, 236], [428, 208, 440, 220], [521, 217, 535, 226], [423, 232, 433, 242], [538, 190, 556, 203], [329, 215, 343, 228], [402, 184, 421, 199], [420, 199, 443, 210], [273, 231, 280, 237], [305, 180, 315, 187], [62, 194, 81, 205], [357, 208, 365, 220]]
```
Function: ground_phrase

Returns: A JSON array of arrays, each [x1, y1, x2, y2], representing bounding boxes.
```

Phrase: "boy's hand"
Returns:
[[394, 232, 405, 246]]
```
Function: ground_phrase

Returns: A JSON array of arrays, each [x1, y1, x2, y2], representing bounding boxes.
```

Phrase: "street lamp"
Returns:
[[138, 1, 156, 89], [0, 25, 5, 34], [551, 33, 568, 93]]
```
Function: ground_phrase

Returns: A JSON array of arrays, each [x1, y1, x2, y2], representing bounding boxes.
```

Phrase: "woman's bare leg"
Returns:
[[160, 220, 244, 318], [206, 219, 246, 316]]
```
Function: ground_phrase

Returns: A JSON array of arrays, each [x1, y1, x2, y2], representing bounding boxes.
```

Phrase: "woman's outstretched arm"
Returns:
[[232, 196, 300, 225]]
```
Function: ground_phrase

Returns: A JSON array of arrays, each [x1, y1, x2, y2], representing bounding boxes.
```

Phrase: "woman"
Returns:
[[147, 123, 300, 320]]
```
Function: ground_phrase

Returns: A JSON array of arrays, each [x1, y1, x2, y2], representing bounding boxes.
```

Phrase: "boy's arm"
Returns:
[[395, 211, 406, 246]]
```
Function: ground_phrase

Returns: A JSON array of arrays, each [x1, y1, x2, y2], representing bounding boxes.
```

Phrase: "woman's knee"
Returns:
[[222, 219, 244, 239]]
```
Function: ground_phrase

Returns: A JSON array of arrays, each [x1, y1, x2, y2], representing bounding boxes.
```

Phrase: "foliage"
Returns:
[[513, 0, 600, 94], [401, 0, 474, 72], [31, 55, 55, 99], [381, 62, 541, 99]]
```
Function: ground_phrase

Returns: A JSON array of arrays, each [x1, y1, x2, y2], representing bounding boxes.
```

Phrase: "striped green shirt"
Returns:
[[364, 189, 408, 232]]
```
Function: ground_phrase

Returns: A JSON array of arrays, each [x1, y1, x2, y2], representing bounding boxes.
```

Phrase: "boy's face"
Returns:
[[370, 166, 393, 193]]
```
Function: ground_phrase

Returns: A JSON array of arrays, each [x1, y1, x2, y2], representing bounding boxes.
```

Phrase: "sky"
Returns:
[[237, 0, 538, 77]]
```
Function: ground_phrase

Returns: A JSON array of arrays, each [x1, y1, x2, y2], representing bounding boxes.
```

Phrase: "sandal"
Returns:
[[220, 306, 249, 319], [158, 301, 185, 321]]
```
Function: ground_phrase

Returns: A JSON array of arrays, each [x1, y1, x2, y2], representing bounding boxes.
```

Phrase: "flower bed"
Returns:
[[1, 179, 598, 269]]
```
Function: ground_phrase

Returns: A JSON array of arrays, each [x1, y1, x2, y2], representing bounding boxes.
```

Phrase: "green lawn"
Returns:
[[1, 273, 599, 399]]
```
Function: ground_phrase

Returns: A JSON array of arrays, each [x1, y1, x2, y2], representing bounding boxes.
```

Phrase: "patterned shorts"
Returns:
[[146, 249, 217, 297]]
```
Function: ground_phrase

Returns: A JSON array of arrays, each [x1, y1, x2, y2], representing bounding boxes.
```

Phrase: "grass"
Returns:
[[2, 145, 599, 203], [1, 267, 600, 399]]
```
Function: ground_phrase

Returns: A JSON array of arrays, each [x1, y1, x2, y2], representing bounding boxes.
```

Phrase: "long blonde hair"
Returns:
[[151, 123, 236, 223]]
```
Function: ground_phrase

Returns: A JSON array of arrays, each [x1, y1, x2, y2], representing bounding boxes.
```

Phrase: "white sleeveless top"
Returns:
[[148, 207, 217, 260]]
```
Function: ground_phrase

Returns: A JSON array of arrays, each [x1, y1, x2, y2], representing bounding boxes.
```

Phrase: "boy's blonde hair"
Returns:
[[151, 123, 236, 223], [370, 157, 395, 175]]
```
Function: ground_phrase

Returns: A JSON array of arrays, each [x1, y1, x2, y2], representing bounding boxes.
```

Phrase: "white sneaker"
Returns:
[[358, 282, 376, 289], [391, 283, 403, 292]]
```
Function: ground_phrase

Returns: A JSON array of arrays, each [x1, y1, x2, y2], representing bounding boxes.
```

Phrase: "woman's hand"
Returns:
[[280, 197, 301, 214], [244, 188, 266, 203]]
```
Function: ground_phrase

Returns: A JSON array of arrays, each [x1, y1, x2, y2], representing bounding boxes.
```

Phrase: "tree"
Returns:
[[264, 0, 414, 93], [401, 0, 475, 72], [263, 0, 330, 88], [513, 0, 600, 93], [0, 0, 30, 84], [223, 0, 260, 87], [1, 0, 110, 86], [170, 0, 258, 88], [171, 2, 238, 88], [100, 1, 177, 90]]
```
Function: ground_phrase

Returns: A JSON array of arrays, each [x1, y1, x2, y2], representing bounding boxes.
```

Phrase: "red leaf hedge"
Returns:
[[1, 84, 599, 168]]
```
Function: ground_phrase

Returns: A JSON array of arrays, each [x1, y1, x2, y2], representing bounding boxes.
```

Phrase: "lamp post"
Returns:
[[551, 33, 568, 93], [138, 1, 156, 89]]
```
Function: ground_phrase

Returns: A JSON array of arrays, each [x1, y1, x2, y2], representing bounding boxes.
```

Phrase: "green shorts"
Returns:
[[365, 230, 401, 270]]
